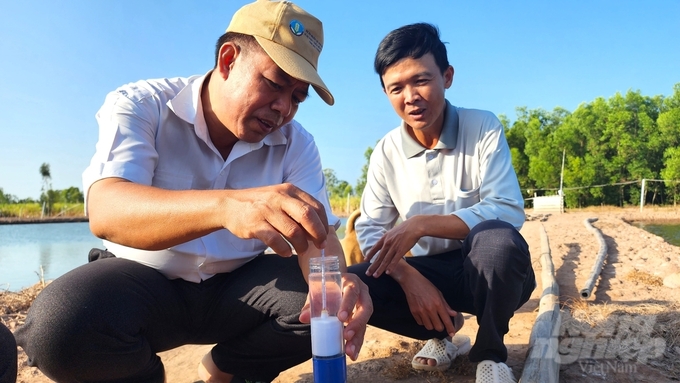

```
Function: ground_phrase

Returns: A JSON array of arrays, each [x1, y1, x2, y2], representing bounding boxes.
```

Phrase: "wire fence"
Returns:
[[526, 179, 680, 210]]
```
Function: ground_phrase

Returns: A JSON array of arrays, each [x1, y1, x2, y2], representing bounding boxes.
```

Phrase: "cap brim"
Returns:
[[255, 36, 334, 106]]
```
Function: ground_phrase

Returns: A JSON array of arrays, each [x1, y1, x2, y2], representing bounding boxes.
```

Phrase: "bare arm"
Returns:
[[362, 214, 466, 336], [88, 177, 329, 256], [385, 258, 459, 337], [295, 227, 346, 280], [365, 213, 469, 277]]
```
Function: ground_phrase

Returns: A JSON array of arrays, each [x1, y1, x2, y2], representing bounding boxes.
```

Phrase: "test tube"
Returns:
[[309, 255, 346, 383]]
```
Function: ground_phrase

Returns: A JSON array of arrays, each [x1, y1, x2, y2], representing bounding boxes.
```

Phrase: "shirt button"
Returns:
[[432, 180, 438, 185]]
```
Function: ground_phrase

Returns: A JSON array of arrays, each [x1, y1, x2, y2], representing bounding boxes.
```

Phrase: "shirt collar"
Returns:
[[401, 100, 459, 158], [167, 70, 287, 151]]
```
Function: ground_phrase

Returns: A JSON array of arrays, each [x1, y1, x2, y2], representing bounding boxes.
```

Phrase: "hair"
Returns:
[[374, 23, 450, 88], [214, 32, 260, 67]]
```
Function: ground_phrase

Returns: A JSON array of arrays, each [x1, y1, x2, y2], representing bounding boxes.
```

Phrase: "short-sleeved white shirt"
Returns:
[[356, 100, 525, 257], [82, 72, 338, 282]]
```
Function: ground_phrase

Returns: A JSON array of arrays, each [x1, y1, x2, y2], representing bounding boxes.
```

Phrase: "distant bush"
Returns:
[[0, 203, 40, 217], [329, 195, 360, 217], [0, 203, 85, 218]]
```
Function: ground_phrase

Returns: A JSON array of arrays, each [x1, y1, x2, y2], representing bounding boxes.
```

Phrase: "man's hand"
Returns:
[[365, 216, 421, 277], [299, 273, 373, 361], [223, 183, 329, 256], [88, 179, 329, 253], [397, 265, 458, 337]]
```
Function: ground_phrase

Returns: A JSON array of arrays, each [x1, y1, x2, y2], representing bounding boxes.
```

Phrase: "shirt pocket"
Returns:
[[152, 170, 194, 190]]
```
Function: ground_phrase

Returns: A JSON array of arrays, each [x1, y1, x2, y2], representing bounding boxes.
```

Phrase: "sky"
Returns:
[[1, 1, 679, 200]]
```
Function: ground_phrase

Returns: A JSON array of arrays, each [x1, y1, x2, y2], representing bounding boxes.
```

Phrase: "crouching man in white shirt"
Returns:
[[348, 22, 535, 383]]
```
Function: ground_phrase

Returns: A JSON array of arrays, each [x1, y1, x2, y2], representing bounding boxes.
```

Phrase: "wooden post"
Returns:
[[579, 218, 608, 299], [520, 224, 560, 383], [640, 178, 646, 212]]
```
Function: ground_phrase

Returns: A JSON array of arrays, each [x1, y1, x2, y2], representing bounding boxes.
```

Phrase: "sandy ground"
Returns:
[[3, 206, 680, 382]]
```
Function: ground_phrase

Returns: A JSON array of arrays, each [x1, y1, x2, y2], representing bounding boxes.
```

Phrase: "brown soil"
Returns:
[[2, 206, 680, 383], [0, 216, 88, 225]]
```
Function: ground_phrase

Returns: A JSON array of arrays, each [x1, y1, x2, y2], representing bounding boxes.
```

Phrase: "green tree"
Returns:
[[342, 183, 353, 197], [0, 188, 17, 204], [39, 162, 54, 216], [335, 181, 352, 197], [658, 83, 680, 153], [502, 82, 680, 209], [323, 168, 339, 196], [659, 85, 680, 205], [59, 186, 85, 203], [661, 147, 680, 206], [355, 145, 375, 197], [558, 98, 612, 207], [658, 108, 680, 149], [505, 110, 532, 197], [602, 91, 662, 205], [513, 107, 568, 195], [323, 168, 353, 198]]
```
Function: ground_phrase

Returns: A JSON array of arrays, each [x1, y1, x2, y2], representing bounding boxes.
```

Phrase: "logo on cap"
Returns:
[[289, 20, 304, 36]]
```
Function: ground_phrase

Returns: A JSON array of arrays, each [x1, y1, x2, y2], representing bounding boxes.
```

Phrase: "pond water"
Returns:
[[0, 222, 101, 292], [1, 219, 675, 292], [0, 218, 349, 292], [631, 222, 680, 246]]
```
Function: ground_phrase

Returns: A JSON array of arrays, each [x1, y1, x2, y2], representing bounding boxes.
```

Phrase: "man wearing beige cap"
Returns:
[[15, 1, 372, 382]]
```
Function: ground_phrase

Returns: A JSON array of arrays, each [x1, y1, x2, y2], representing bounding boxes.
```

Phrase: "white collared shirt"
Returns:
[[82, 72, 338, 282], [356, 100, 525, 257]]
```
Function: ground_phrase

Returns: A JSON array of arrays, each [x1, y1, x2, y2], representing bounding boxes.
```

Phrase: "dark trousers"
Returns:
[[15, 254, 310, 383], [348, 219, 535, 363], [0, 322, 17, 383]]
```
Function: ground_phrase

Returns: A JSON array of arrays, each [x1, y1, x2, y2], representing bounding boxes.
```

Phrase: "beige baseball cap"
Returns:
[[227, 0, 334, 105]]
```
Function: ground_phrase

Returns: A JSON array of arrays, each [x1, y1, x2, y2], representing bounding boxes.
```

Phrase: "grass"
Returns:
[[0, 203, 85, 218], [624, 270, 664, 287], [562, 299, 680, 380], [376, 338, 475, 382], [329, 195, 361, 217], [0, 282, 46, 330]]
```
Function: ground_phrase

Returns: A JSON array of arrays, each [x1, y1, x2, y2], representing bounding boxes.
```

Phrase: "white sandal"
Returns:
[[475, 360, 516, 383], [411, 334, 472, 371]]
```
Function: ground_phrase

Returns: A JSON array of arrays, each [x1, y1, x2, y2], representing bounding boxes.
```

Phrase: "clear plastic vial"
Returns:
[[309, 255, 346, 383]]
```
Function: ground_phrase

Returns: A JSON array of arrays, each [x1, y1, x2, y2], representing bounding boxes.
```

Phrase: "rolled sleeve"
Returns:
[[82, 90, 160, 211]]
